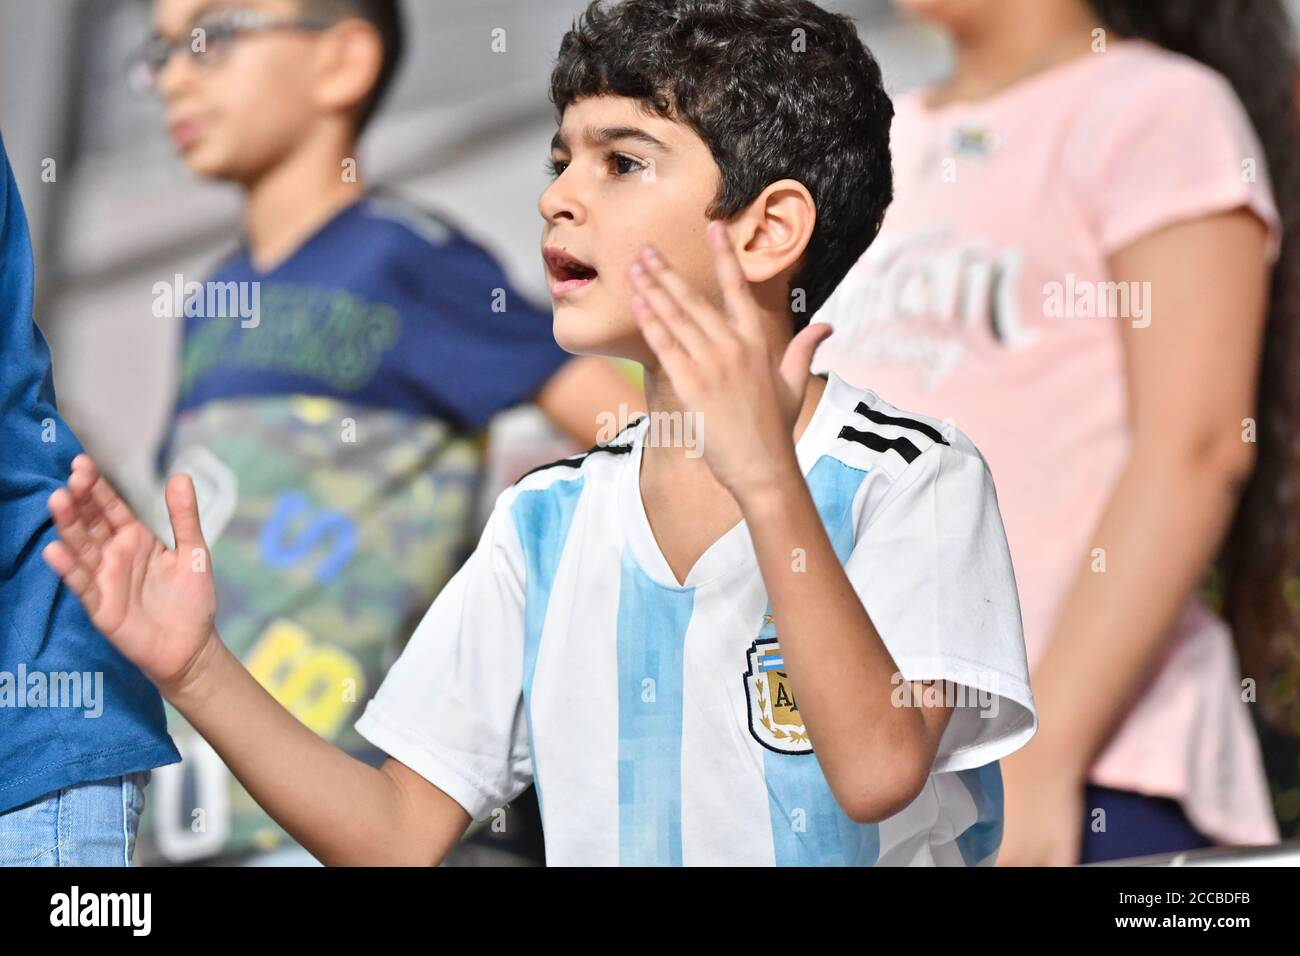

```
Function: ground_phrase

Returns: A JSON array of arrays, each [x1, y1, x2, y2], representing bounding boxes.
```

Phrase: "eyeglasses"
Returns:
[[127, 8, 335, 94]]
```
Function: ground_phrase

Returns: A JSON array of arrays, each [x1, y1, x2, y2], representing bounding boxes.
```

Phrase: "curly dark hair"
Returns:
[[1087, 0, 1300, 719], [549, 0, 894, 325]]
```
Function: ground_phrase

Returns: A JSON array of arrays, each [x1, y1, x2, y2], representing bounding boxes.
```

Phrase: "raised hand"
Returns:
[[628, 220, 832, 498], [42, 454, 217, 694]]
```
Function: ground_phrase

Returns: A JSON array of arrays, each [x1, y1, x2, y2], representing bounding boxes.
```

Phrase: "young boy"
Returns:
[[45, 0, 1036, 865], [132, 0, 639, 862]]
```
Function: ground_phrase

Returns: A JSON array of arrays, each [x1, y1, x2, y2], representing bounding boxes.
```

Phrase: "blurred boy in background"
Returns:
[[132, 0, 641, 864]]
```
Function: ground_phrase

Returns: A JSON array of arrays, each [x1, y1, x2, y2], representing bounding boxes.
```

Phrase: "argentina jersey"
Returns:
[[355, 370, 1037, 865]]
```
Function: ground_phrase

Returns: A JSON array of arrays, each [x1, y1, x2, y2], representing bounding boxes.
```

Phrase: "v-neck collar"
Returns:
[[617, 372, 844, 591], [239, 187, 375, 278]]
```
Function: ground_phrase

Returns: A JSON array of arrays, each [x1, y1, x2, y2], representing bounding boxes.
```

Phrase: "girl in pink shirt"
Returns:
[[815, 0, 1300, 863]]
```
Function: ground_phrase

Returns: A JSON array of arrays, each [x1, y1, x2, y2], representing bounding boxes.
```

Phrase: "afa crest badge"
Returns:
[[743, 614, 812, 755]]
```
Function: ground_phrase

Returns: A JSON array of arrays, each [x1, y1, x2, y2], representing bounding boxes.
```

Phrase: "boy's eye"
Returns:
[[543, 152, 645, 180], [192, 13, 246, 46], [611, 153, 644, 176], [202, 24, 241, 46]]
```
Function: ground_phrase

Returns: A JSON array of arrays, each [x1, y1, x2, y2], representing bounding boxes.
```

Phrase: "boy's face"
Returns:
[[540, 95, 725, 363], [151, 0, 327, 182]]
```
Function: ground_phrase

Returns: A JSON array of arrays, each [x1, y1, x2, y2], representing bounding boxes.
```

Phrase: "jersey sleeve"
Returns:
[[353, 486, 533, 820], [843, 440, 1037, 774], [1069, 58, 1281, 261]]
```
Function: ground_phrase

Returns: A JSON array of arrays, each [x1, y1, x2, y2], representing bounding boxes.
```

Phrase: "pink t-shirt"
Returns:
[[813, 38, 1281, 847]]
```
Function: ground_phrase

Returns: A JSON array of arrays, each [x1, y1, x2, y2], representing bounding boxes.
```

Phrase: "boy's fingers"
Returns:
[[632, 294, 679, 357], [48, 486, 84, 535], [42, 540, 99, 614], [706, 221, 762, 338], [631, 263, 712, 361], [87, 466, 137, 532], [68, 461, 113, 546], [165, 473, 205, 553], [633, 295, 702, 394], [641, 245, 729, 340], [42, 539, 76, 579], [48, 487, 101, 570]]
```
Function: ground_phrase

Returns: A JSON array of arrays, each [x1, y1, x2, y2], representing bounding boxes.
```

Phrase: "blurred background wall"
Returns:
[[6, 0, 1300, 503], [0, 0, 952, 508]]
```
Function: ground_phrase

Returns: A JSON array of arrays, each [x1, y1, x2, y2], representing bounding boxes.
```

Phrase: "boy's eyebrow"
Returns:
[[550, 126, 671, 153]]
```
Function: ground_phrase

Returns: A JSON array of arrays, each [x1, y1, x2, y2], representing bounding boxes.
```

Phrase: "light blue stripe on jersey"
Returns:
[[616, 550, 694, 866], [954, 761, 1004, 865], [511, 476, 586, 825], [763, 455, 880, 865]]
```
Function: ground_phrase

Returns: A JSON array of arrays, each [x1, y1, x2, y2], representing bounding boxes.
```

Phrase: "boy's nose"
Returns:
[[155, 50, 199, 100], [538, 176, 585, 226]]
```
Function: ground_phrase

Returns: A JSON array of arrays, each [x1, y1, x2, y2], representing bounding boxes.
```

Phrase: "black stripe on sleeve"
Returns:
[[853, 402, 950, 446], [836, 425, 923, 464]]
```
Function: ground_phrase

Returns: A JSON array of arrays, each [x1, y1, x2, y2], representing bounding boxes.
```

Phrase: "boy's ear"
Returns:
[[731, 180, 816, 285], [312, 18, 385, 120]]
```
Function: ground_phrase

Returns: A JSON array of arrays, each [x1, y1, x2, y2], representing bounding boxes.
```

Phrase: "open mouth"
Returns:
[[544, 247, 598, 297], [168, 118, 202, 151]]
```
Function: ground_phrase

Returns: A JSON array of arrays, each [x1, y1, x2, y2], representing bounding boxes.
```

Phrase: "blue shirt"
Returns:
[[169, 188, 569, 433], [0, 133, 180, 813]]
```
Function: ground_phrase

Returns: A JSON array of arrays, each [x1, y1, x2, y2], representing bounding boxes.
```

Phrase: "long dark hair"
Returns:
[[1087, 0, 1300, 723]]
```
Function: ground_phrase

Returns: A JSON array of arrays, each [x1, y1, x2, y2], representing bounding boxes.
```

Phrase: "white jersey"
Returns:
[[355, 370, 1037, 865]]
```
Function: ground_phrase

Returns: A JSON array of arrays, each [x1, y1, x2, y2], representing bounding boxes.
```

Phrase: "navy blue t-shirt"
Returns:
[[0, 134, 180, 813], [139, 190, 570, 860], [169, 189, 569, 433]]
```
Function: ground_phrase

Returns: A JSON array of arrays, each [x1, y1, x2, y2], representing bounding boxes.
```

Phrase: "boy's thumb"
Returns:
[[165, 474, 205, 552]]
